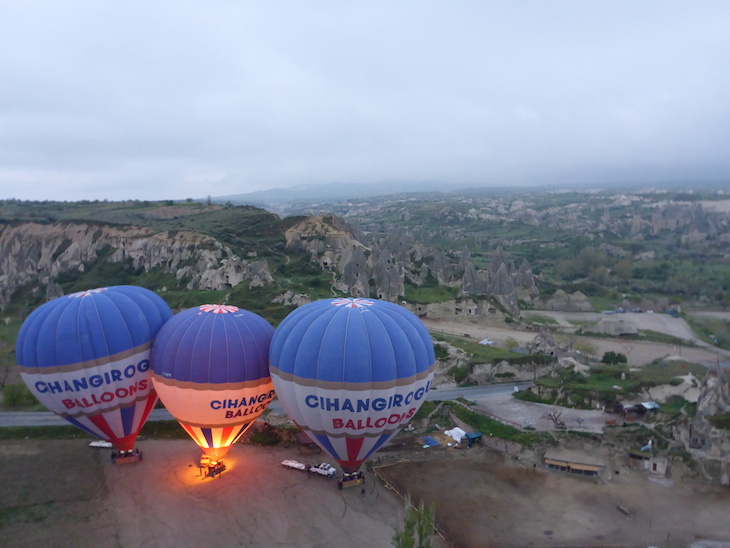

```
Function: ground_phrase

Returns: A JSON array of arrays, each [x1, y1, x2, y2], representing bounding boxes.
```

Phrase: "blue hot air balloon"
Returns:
[[16, 286, 172, 453], [150, 304, 275, 461], [269, 297, 435, 474]]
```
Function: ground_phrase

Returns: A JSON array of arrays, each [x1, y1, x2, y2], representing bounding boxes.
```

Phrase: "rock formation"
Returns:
[[0, 222, 274, 308]]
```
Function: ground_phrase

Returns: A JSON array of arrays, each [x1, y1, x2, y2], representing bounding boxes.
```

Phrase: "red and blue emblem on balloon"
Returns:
[[16, 286, 173, 451], [269, 297, 436, 473], [150, 304, 275, 460]]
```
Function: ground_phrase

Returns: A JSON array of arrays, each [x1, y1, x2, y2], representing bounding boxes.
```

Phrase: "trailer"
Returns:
[[282, 459, 308, 471]]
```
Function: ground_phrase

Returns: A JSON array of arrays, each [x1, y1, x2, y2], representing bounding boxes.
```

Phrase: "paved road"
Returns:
[[0, 382, 531, 427]]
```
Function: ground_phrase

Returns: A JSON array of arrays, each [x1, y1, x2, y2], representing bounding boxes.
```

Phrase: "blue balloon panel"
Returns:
[[269, 297, 436, 473], [16, 285, 173, 451]]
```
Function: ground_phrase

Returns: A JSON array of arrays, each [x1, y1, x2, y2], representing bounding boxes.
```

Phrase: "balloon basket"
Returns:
[[337, 471, 365, 490], [111, 448, 143, 464], [199, 454, 227, 479]]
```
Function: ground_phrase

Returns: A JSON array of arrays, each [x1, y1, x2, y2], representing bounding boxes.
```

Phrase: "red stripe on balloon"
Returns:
[[88, 413, 115, 442], [138, 391, 158, 427], [220, 425, 235, 446], [181, 423, 206, 447], [345, 436, 365, 462]]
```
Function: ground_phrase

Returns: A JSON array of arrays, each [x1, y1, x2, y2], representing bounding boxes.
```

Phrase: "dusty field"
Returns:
[[4, 437, 730, 548], [379, 448, 730, 548], [474, 392, 609, 432], [0, 439, 407, 548]]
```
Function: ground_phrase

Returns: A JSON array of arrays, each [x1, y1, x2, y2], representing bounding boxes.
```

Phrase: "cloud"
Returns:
[[1, 1, 729, 201]]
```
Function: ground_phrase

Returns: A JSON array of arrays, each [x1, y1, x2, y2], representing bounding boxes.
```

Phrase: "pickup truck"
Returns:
[[309, 462, 337, 477], [282, 460, 337, 478]]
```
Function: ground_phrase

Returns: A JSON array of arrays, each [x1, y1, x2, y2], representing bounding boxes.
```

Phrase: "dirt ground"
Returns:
[[0, 439, 407, 548], [474, 392, 609, 432], [4, 437, 730, 548], [378, 447, 730, 548]]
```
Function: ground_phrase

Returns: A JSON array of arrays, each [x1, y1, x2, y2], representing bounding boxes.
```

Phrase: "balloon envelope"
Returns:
[[269, 297, 435, 473], [150, 304, 275, 460], [16, 286, 173, 451]]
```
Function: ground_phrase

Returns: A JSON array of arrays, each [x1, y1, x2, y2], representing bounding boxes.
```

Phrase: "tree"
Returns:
[[503, 336, 519, 351], [544, 407, 565, 427], [574, 340, 598, 358], [588, 265, 609, 285], [614, 257, 633, 281], [415, 500, 436, 548], [393, 494, 417, 548], [393, 493, 436, 548], [601, 351, 627, 365]]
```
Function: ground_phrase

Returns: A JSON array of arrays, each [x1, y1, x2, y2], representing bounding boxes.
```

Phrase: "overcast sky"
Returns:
[[1, 2, 729, 202]]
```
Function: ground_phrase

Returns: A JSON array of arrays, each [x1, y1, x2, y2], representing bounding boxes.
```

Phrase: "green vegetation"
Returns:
[[0, 320, 20, 388], [412, 401, 439, 421], [392, 493, 436, 548], [659, 395, 696, 417], [635, 330, 693, 346], [632, 359, 705, 385], [573, 340, 598, 357], [0, 424, 97, 441], [601, 351, 627, 365], [1, 383, 38, 409], [708, 413, 730, 430], [448, 402, 542, 446], [431, 333, 537, 365], [404, 280, 459, 304], [522, 314, 558, 325], [513, 390, 554, 405], [433, 344, 449, 360], [449, 365, 469, 384], [687, 316, 730, 350], [532, 357, 706, 410]]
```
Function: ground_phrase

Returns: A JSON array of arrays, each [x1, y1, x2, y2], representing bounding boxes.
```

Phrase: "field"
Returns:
[[379, 448, 730, 548], [4, 437, 730, 547]]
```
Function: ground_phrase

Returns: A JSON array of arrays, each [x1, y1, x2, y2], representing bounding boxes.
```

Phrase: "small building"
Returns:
[[543, 449, 606, 478], [626, 448, 669, 476]]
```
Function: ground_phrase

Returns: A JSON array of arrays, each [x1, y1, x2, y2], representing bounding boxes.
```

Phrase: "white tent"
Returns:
[[444, 427, 466, 444]]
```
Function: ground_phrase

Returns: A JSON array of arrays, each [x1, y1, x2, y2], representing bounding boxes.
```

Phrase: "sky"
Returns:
[[1, 1, 729, 202]]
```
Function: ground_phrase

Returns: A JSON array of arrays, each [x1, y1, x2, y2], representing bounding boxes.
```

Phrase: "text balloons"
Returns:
[[16, 286, 172, 451], [269, 298, 435, 473], [150, 304, 275, 461]]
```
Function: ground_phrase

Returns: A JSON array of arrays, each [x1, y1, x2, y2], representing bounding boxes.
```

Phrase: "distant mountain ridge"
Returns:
[[214, 180, 460, 206]]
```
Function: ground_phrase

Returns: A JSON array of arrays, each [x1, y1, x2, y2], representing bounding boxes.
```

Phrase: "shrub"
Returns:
[[2, 383, 37, 408], [450, 365, 469, 384], [601, 351, 628, 365], [434, 344, 449, 360], [247, 424, 280, 445]]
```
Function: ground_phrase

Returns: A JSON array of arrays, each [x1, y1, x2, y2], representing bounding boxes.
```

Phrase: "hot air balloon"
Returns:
[[269, 297, 435, 479], [16, 286, 173, 461], [150, 304, 275, 466]]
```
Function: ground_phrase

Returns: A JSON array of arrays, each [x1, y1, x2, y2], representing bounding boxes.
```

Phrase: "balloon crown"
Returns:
[[199, 304, 239, 314], [331, 298, 373, 308], [68, 288, 108, 298]]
